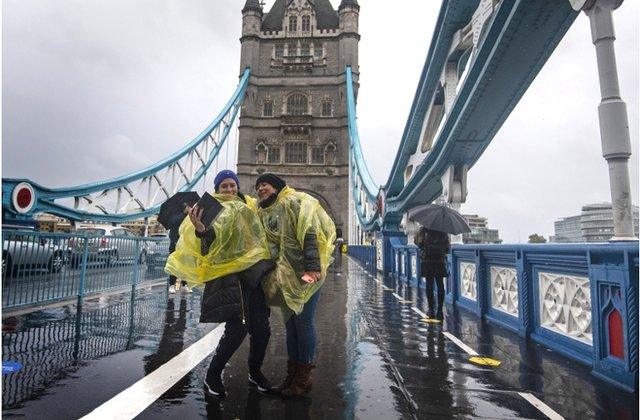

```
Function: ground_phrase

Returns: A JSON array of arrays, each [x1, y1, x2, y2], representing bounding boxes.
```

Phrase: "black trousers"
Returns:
[[208, 281, 271, 374], [425, 276, 445, 314]]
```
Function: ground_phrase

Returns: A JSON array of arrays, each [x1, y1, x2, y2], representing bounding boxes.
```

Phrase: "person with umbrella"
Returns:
[[167, 208, 190, 294], [410, 204, 469, 321], [165, 169, 275, 398], [414, 228, 450, 320], [159, 191, 200, 293]]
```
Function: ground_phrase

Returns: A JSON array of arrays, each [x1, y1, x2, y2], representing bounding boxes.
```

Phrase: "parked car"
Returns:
[[146, 233, 170, 269], [2, 226, 66, 276], [69, 225, 147, 267]]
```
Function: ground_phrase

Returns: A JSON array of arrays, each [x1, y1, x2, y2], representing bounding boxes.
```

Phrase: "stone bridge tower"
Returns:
[[237, 0, 360, 240]]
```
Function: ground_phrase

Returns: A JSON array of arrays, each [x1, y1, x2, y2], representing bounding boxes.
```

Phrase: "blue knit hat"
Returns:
[[214, 169, 240, 192]]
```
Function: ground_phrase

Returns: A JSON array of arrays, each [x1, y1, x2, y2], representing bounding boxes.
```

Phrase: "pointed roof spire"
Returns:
[[339, 0, 359, 10], [242, 0, 262, 14]]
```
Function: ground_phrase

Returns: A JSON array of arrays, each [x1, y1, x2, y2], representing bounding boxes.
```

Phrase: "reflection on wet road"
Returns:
[[2, 256, 637, 419]]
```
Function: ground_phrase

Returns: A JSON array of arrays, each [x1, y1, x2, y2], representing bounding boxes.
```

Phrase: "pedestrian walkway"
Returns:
[[2, 256, 637, 419]]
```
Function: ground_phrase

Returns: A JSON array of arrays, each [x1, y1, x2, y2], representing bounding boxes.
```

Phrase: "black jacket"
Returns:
[[195, 193, 275, 323], [199, 259, 274, 323], [414, 228, 450, 278]]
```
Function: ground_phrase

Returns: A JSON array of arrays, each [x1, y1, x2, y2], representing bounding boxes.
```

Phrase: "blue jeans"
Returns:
[[285, 289, 321, 364]]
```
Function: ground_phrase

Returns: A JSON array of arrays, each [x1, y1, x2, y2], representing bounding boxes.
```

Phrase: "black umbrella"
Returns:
[[158, 191, 200, 229], [408, 204, 471, 235]]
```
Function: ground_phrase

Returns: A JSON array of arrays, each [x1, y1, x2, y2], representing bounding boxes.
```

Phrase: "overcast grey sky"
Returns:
[[3, 0, 638, 242]]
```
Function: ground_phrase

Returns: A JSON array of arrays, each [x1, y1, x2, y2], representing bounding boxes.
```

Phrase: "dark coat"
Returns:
[[196, 192, 275, 323], [199, 259, 274, 323], [414, 228, 450, 279]]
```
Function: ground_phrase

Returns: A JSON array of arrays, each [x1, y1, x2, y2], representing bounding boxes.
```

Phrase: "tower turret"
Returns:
[[338, 0, 359, 70], [240, 0, 263, 73]]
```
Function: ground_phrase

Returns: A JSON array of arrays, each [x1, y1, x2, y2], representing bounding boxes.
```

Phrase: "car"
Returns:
[[2, 226, 66, 277], [68, 225, 148, 267], [146, 233, 170, 269]]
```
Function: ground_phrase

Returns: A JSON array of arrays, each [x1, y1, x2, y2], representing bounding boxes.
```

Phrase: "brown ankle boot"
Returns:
[[281, 363, 315, 397], [271, 360, 296, 393]]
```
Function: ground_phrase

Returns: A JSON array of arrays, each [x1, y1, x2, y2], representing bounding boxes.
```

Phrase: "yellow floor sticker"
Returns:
[[468, 356, 501, 367], [420, 318, 442, 324]]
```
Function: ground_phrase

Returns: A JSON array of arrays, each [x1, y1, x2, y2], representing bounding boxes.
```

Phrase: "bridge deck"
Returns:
[[2, 256, 636, 419]]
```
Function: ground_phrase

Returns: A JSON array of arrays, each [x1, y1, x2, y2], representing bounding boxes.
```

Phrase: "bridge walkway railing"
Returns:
[[384, 240, 638, 393], [2, 230, 169, 311]]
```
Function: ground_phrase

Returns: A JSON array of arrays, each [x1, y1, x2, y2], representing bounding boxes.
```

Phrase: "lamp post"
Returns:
[[571, 0, 636, 240]]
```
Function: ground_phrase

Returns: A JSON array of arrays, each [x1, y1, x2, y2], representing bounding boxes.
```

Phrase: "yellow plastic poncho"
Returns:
[[164, 194, 270, 284], [258, 186, 336, 318]]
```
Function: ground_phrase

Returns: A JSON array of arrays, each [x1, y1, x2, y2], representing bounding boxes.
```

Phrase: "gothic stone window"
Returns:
[[256, 142, 267, 164], [268, 146, 281, 164], [300, 43, 310, 57], [285, 141, 307, 164], [275, 44, 284, 59], [314, 44, 323, 58], [288, 16, 297, 32], [263, 100, 274, 117], [325, 142, 337, 165], [287, 94, 308, 115], [311, 146, 324, 164], [302, 15, 311, 32], [321, 100, 332, 117]]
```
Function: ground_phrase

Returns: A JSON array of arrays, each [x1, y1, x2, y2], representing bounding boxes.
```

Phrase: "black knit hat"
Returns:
[[255, 173, 286, 191]]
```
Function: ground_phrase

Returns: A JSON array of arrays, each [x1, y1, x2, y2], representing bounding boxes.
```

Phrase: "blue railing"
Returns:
[[2, 230, 170, 310], [388, 241, 639, 393], [347, 245, 377, 275]]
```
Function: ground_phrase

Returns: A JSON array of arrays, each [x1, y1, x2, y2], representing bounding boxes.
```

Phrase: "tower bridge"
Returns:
[[2, 0, 638, 418]]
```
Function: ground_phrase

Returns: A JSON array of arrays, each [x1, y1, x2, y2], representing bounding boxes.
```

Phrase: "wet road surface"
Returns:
[[2, 256, 637, 419]]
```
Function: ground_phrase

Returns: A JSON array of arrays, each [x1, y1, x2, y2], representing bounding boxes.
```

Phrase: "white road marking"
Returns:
[[518, 392, 565, 419], [359, 263, 565, 420], [412, 307, 427, 318], [442, 331, 479, 356], [80, 323, 226, 420]]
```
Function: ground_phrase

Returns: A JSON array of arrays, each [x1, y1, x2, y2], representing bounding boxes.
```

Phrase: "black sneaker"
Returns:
[[204, 372, 226, 398], [248, 370, 273, 392]]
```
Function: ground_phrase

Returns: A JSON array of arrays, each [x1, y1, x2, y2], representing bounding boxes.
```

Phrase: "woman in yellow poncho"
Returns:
[[254, 173, 336, 397], [164, 169, 274, 398]]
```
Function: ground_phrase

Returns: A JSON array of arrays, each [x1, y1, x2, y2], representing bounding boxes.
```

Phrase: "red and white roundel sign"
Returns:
[[12, 182, 36, 214]]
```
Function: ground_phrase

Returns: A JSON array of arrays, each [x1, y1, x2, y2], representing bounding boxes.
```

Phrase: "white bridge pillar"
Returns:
[[441, 165, 468, 243], [572, 0, 636, 240]]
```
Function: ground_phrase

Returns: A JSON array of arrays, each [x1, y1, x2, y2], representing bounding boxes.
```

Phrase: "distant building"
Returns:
[[37, 215, 167, 236], [462, 214, 502, 244], [554, 215, 582, 243], [552, 203, 639, 243], [35, 213, 72, 233]]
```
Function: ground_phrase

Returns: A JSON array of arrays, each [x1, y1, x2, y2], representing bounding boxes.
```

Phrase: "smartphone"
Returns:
[[195, 192, 224, 227]]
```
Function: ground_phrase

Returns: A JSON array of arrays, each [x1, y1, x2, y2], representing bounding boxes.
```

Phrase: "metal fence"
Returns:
[[2, 288, 171, 408], [2, 229, 171, 310], [387, 240, 639, 393], [346, 245, 377, 275]]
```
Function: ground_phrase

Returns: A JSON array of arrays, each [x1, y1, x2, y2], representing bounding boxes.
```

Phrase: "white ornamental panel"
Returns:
[[490, 266, 518, 317], [375, 238, 382, 271], [538, 272, 592, 345], [460, 262, 477, 301], [400, 255, 406, 276], [411, 255, 417, 279]]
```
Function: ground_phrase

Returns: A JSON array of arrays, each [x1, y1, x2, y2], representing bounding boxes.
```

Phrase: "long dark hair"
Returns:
[[426, 229, 449, 244]]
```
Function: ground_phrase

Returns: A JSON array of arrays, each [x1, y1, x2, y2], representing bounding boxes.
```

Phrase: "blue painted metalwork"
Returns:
[[2, 230, 168, 310], [345, 67, 380, 230], [346, 245, 377, 275], [438, 243, 638, 391], [383, 242, 638, 393], [2, 69, 251, 223], [383, 1, 579, 221]]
